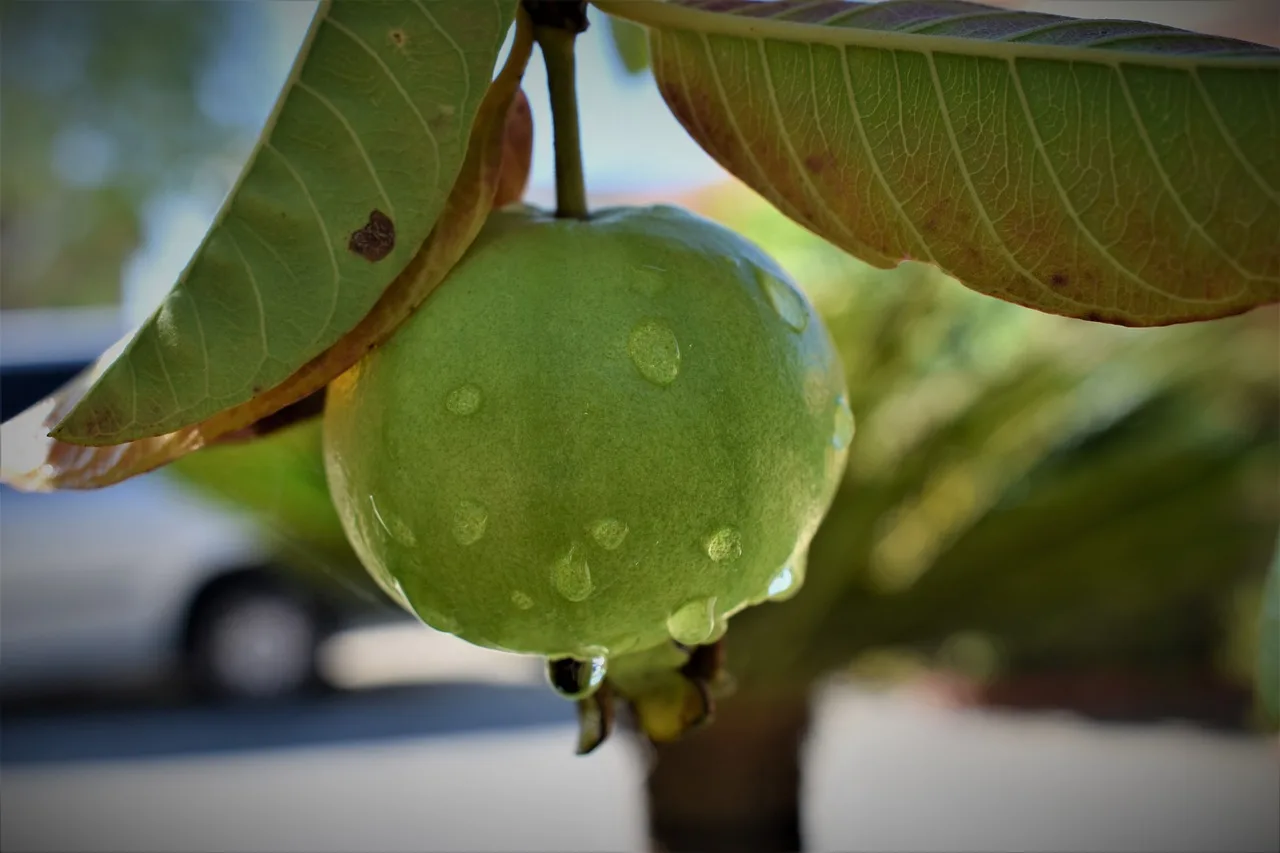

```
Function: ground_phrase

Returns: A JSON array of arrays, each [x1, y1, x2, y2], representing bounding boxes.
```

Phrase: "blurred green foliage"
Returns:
[[0, 1, 242, 308]]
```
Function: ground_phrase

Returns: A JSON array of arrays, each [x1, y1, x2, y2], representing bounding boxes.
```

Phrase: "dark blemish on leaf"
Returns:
[[1084, 311, 1105, 323], [348, 210, 395, 262], [389, 29, 407, 47], [924, 217, 938, 233], [1050, 272, 1069, 287], [803, 153, 830, 174]]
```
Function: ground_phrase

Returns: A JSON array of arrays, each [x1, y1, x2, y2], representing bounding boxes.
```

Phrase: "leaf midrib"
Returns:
[[593, 0, 1280, 71]]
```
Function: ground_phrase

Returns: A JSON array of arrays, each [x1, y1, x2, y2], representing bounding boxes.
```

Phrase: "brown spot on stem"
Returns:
[[348, 210, 395, 262]]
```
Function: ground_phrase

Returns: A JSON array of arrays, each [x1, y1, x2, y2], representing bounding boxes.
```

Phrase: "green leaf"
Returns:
[[594, 0, 1280, 326], [606, 13, 651, 76], [0, 8, 536, 492], [49, 0, 517, 446], [1259, 536, 1280, 725]]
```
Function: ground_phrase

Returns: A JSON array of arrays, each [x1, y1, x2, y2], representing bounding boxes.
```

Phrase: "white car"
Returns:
[[0, 307, 385, 702]]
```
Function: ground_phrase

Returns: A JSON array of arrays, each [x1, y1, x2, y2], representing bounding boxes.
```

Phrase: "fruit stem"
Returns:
[[531, 9, 589, 220]]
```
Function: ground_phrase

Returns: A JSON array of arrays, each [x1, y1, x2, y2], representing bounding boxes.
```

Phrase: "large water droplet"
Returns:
[[756, 267, 808, 332], [667, 597, 718, 646], [445, 383, 482, 416], [628, 319, 681, 387], [589, 518, 628, 551], [552, 543, 594, 601], [452, 499, 488, 545], [511, 590, 534, 610], [705, 526, 743, 563], [546, 655, 608, 700], [833, 394, 855, 450]]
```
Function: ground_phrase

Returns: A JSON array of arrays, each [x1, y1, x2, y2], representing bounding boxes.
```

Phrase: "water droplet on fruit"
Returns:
[[552, 543, 594, 601], [547, 655, 607, 700], [833, 394, 855, 450], [452, 500, 488, 545], [757, 267, 808, 332], [446, 383, 482, 416], [705, 527, 742, 563], [511, 590, 534, 610], [767, 565, 800, 601], [667, 597, 717, 646], [628, 319, 680, 387], [589, 518, 628, 550]]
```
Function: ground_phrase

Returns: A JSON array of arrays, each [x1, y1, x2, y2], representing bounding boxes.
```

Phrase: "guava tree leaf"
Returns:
[[607, 14, 652, 76], [1259, 536, 1280, 726], [594, 0, 1280, 326], [46, 0, 516, 447], [0, 14, 536, 492]]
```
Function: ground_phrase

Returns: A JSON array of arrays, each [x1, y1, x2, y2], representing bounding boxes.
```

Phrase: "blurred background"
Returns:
[[1, 1, 1277, 851]]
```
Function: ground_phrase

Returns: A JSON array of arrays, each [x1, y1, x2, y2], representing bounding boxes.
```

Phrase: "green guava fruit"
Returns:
[[322, 204, 852, 671]]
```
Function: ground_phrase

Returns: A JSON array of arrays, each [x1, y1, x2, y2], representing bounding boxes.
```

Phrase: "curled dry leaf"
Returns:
[[0, 13, 536, 492], [494, 87, 534, 207]]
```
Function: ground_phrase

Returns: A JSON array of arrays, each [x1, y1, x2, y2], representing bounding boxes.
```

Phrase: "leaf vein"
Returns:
[[295, 80, 396, 221], [410, 0, 472, 114], [1114, 65, 1263, 287], [1006, 58, 1183, 301], [833, 45, 935, 263], [1190, 69, 1279, 203], [263, 142, 342, 343], [756, 38, 862, 249], [697, 33, 813, 226], [325, 16, 443, 190], [224, 229, 274, 370], [920, 50, 1067, 309]]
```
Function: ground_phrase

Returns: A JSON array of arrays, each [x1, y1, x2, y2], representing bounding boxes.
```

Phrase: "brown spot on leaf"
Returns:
[[804, 153, 831, 174], [389, 29, 407, 47], [1050, 271, 1069, 287], [348, 210, 395, 262]]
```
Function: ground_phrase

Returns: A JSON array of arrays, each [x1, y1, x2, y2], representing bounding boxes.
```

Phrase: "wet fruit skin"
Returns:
[[323, 204, 850, 662]]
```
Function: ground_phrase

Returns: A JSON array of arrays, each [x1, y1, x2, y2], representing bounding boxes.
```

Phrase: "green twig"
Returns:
[[533, 21, 589, 219]]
